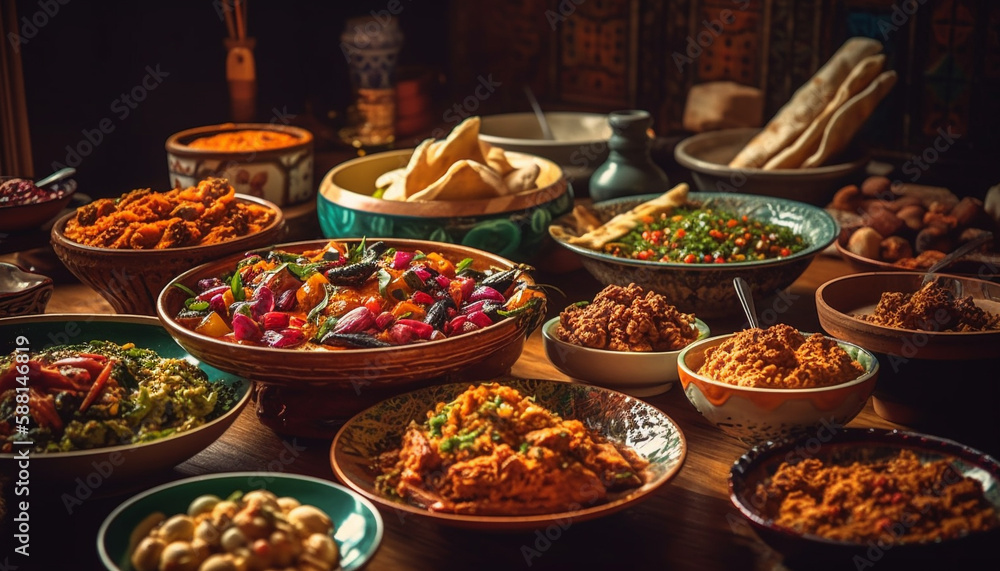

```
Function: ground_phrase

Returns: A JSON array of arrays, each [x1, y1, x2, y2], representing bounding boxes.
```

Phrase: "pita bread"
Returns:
[[801, 70, 897, 168], [763, 54, 886, 169], [407, 160, 507, 201], [728, 37, 883, 169], [404, 117, 488, 196], [550, 183, 690, 249], [482, 142, 515, 176], [503, 163, 541, 193]]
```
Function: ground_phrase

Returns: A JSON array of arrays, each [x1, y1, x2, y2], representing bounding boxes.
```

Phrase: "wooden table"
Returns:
[[2, 252, 976, 570]]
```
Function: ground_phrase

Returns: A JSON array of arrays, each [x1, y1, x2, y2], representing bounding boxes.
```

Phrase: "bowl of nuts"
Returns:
[[832, 176, 1000, 280]]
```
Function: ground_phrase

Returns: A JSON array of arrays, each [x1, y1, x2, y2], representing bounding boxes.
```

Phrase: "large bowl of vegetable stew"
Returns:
[[548, 192, 837, 318], [156, 238, 546, 438]]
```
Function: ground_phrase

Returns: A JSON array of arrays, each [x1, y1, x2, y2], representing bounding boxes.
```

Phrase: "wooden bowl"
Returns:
[[50, 195, 285, 315], [317, 149, 572, 263], [815, 272, 1000, 439], [0, 175, 77, 232], [156, 238, 544, 438], [166, 123, 315, 206], [834, 233, 1000, 281]]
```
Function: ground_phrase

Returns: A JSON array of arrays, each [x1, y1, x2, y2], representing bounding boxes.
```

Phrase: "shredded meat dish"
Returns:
[[374, 383, 648, 515], [858, 280, 1000, 332], [755, 450, 1000, 543], [557, 283, 699, 352], [699, 324, 863, 389], [63, 177, 275, 249]]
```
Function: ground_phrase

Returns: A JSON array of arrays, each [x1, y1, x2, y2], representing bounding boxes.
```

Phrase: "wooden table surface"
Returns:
[[2, 251, 985, 570]]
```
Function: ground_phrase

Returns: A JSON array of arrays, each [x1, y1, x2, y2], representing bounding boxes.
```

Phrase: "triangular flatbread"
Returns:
[[404, 117, 487, 196], [729, 37, 883, 168], [407, 160, 507, 201], [550, 183, 689, 249], [801, 70, 897, 168], [764, 54, 886, 169]]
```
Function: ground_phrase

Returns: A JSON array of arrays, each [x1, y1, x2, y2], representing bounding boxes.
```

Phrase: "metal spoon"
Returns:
[[921, 231, 993, 285], [523, 85, 555, 140], [35, 167, 76, 188], [733, 277, 760, 329]]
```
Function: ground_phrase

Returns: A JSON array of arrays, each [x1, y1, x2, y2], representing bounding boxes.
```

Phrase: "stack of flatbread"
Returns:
[[728, 37, 897, 170], [378, 116, 541, 201]]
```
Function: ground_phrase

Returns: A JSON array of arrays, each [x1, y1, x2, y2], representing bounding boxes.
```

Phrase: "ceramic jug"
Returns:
[[589, 110, 670, 202]]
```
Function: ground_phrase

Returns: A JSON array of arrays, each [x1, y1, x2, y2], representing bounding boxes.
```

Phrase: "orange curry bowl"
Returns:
[[677, 332, 878, 445], [156, 238, 546, 438]]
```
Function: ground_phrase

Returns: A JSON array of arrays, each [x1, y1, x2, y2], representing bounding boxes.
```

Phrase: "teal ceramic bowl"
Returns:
[[548, 192, 838, 318], [317, 149, 572, 263], [98, 472, 383, 570], [0, 315, 251, 480]]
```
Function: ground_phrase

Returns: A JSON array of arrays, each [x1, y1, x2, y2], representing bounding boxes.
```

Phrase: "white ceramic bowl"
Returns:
[[677, 332, 879, 444], [542, 316, 710, 397], [479, 112, 611, 182]]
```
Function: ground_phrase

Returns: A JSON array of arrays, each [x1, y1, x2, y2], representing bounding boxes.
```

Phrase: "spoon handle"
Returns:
[[733, 277, 760, 329], [35, 167, 76, 188], [922, 231, 993, 283], [523, 86, 555, 141]]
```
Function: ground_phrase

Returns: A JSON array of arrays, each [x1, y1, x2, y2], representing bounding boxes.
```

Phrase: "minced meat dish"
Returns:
[[858, 280, 1000, 332], [755, 450, 999, 543], [557, 283, 699, 352], [698, 324, 863, 388]]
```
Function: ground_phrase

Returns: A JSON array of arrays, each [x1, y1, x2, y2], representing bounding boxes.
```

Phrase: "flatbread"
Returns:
[[763, 54, 886, 169], [503, 163, 541, 193], [801, 70, 897, 168], [404, 117, 487, 196], [407, 160, 508, 201], [728, 37, 883, 169], [550, 183, 689, 249]]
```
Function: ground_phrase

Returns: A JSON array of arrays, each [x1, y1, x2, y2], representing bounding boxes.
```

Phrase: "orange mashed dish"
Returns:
[[63, 177, 276, 249], [756, 450, 999, 543], [187, 129, 300, 151], [374, 383, 648, 515], [699, 324, 863, 388]]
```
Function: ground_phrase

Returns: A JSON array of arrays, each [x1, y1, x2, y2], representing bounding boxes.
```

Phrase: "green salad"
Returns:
[[605, 206, 808, 263], [0, 340, 241, 453]]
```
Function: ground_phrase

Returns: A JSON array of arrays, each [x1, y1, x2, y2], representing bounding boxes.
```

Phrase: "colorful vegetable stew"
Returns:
[[173, 240, 545, 350]]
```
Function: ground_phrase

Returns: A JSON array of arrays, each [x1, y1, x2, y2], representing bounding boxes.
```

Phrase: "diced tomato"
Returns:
[[637, 250, 651, 260], [683, 254, 697, 264], [703, 254, 713, 263], [727, 219, 738, 228], [779, 247, 791, 257], [734, 237, 746, 247]]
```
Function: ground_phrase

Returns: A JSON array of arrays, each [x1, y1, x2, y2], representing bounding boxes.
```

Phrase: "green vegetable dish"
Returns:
[[0, 341, 240, 453], [606, 207, 808, 263]]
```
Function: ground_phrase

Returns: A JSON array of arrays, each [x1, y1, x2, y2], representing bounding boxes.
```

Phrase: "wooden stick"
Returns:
[[234, 0, 245, 41], [223, 0, 237, 39]]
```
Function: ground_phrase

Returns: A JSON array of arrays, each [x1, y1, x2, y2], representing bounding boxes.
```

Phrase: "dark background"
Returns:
[[14, 0, 453, 197]]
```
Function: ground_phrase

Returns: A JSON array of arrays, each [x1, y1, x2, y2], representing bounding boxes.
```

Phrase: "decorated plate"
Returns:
[[330, 377, 686, 530]]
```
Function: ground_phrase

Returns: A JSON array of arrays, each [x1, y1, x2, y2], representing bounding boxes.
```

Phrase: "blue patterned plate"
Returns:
[[330, 377, 686, 530]]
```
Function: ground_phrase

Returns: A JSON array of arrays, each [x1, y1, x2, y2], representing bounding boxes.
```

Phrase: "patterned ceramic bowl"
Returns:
[[166, 123, 315, 206], [677, 332, 878, 445], [548, 192, 838, 318], [0, 262, 53, 317], [331, 377, 686, 530], [317, 149, 572, 263]]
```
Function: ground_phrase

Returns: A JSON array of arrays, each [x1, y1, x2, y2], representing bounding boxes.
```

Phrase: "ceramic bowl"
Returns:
[[548, 192, 838, 318], [815, 272, 1000, 441], [541, 316, 710, 397], [50, 194, 285, 315], [478, 112, 612, 183], [729, 428, 1000, 569], [156, 238, 545, 438], [0, 315, 250, 481], [316, 149, 572, 263], [0, 262, 53, 317], [677, 332, 879, 444], [331, 378, 686, 530], [98, 472, 383, 571], [0, 174, 78, 232], [165, 123, 315, 206], [673, 128, 868, 206]]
